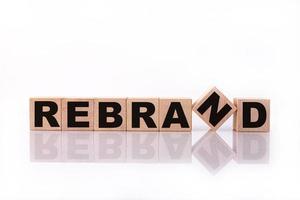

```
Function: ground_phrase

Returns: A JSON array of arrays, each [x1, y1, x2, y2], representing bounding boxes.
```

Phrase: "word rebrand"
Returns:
[[30, 87, 270, 132]]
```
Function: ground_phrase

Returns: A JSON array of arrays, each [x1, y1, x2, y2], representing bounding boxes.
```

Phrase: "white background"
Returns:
[[0, 0, 299, 199]]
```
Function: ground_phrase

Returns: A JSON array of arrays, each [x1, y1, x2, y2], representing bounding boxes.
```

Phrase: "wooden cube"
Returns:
[[127, 98, 159, 131], [94, 98, 126, 131], [62, 98, 94, 131], [233, 99, 270, 132], [159, 98, 192, 132], [192, 87, 236, 131], [30, 98, 62, 131]]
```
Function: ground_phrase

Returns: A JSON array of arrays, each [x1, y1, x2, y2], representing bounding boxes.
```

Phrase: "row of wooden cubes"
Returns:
[[30, 87, 270, 132], [30, 98, 193, 132]]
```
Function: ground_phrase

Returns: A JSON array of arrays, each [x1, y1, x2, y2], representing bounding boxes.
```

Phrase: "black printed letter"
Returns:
[[67, 102, 89, 127], [98, 102, 123, 128], [243, 102, 267, 128], [132, 102, 157, 128], [162, 102, 189, 128], [197, 92, 232, 126], [35, 101, 59, 127]]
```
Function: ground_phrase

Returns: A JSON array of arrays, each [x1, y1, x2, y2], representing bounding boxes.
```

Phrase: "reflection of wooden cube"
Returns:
[[94, 98, 127, 131], [94, 132, 126, 162], [159, 98, 192, 132], [127, 98, 159, 131], [233, 99, 270, 132], [159, 133, 191, 162], [127, 132, 159, 162], [192, 131, 234, 174], [62, 98, 94, 131], [233, 132, 269, 163], [30, 98, 62, 130], [192, 87, 236, 130], [30, 131, 62, 162], [61, 131, 94, 162]]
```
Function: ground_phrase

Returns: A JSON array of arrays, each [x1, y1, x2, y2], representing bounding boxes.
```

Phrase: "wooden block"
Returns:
[[159, 98, 192, 132], [94, 98, 126, 131], [192, 87, 236, 131], [30, 98, 62, 131], [233, 98, 270, 132], [62, 98, 94, 131], [127, 98, 159, 131]]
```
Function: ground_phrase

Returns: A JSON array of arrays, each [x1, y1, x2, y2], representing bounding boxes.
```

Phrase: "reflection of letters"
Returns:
[[30, 131, 61, 162], [94, 132, 126, 162], [62, 132, 94, 162], [159, 133, 191, 162], [127, 132, 158, 162], [30, 131, 191, 163], [30, 131, 270, 172], [192, 132, 234, 174], [233, 132, 269, 163]]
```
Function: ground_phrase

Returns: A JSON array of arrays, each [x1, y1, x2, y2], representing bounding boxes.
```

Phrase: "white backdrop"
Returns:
[[0, 0, 299, 199]]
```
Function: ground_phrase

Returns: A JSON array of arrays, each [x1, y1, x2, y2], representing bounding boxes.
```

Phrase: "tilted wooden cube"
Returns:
[[192, 87, 236, 131]]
